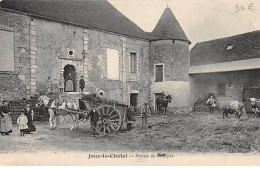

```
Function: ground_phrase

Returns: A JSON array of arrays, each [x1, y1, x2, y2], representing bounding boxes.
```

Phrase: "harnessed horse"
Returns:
[[36, 95, 80, 130], [156, 95, 172, 117]]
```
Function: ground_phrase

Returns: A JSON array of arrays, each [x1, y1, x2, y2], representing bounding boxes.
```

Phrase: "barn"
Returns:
[[190, 30, 260, 106], [0, 0, 190, 112]]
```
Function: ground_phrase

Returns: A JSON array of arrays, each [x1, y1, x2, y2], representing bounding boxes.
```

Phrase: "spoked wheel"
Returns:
[[95, 105, 122, 134]]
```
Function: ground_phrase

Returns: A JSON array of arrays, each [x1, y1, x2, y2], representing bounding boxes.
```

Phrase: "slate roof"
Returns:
[[0, 0, 146, 39], [149, 7, 190, 43], [190, 30, 260, 66]]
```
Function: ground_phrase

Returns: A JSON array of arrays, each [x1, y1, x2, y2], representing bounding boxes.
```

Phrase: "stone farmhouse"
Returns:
[[0, 0, 190, 111]]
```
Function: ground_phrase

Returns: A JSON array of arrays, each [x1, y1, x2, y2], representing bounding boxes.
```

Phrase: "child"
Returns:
[[17, 111, 28, 136]]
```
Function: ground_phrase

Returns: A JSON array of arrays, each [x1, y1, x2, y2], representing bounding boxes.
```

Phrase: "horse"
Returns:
[[36, 95, 81, 130], [156, 95, 172, 117]]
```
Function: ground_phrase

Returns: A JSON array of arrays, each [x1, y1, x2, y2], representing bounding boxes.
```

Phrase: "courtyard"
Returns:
[[0, 111, 259, 154]]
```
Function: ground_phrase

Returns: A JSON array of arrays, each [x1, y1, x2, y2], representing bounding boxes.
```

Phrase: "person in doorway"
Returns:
[[79, 76, 85, 93], [141, 102, 150, 129], [161, 92, 166, 101], [0, 100, 12, 136], [24, 103, 36, 133], [58, 74, 65, 93], [206, 95, 216, 113], [65, 73, 73, 92], [17, 111, 28, 136]]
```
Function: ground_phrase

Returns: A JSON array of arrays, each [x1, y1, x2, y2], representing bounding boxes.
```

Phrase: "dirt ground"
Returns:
[[0, 111, 260, 153]]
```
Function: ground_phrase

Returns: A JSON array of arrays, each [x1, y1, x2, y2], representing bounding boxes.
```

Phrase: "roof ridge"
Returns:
[[196, 30, 260, 45]]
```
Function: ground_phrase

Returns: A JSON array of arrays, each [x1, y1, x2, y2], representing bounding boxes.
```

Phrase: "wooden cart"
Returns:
[[80, 94, 129, 134]]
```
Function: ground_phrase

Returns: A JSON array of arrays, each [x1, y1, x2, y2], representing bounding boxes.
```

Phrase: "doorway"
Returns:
[[130, 93, 138, 107], [63, 64, 76, 92]]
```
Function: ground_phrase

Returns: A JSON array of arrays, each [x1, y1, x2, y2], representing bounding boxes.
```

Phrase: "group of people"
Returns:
[[0, 101, 36, 136], [58, 74, 85, 93]]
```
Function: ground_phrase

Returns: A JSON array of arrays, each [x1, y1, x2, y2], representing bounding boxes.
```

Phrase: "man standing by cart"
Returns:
[[85, 109, 99, 137]]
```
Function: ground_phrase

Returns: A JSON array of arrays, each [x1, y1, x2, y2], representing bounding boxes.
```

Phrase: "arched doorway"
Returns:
[[63, 64, 77, 92]]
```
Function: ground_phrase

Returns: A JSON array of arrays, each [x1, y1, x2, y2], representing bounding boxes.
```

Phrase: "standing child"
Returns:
[[17, 111, 28, 136]]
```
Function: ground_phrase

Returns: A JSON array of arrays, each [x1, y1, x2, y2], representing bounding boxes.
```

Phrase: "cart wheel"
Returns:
[[95, 105, 122, 134]]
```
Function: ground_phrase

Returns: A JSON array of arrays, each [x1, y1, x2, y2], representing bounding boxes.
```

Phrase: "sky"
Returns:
[[108, 0, 260, 48]]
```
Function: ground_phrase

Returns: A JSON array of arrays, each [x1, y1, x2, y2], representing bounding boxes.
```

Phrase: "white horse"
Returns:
[[36, 95, 80, 130]]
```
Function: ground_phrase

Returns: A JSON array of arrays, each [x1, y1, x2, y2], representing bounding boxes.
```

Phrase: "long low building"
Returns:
[[190, 30, 260, 105]]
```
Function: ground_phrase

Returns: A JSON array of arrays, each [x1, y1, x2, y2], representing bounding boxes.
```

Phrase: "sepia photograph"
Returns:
[[0, 0, 259, 166]]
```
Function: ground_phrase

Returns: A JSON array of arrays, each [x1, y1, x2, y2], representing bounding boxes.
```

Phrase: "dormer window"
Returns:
[[226, 45, 234, 50]]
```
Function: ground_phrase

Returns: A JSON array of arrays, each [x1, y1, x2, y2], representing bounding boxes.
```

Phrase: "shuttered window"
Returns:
[[0, 30, 14, 71], [107, 48, 119, 80], [217, 83, 225, 96], [155, 64, 163, 82], [130, 52, 137, 73]]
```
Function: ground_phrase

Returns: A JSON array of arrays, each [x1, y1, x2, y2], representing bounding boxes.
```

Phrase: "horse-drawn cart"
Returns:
[[80, 94, 129, 134]]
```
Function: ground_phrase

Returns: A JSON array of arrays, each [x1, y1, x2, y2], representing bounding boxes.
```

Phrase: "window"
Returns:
[[130, 52, 137, 73], [67, 48, 75, 57], [217, 83, 225, 96], [155, 64, 163, 82], [226, 45, 234, 50], [0, 30, 14, 71], [106, 48, 119, 80]]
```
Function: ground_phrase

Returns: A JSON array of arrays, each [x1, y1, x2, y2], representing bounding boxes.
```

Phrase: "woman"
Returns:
[[24, 103, 36, 133], [65, 73, 73, 92], [0, 100, 12, 136]]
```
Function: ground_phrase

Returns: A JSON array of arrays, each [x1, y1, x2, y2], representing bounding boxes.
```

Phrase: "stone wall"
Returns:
[[0, 9, 30, 101], [148, 40, 190, 110], [84, 29, 150, 106], [149, 40, 190, 82], [34, 18, 84, 94], [30, 15, 150, 106]]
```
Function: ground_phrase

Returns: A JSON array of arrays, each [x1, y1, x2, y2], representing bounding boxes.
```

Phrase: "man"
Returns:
[[126, 105, 136, 131], [0, 100, 12, 136], [85, 109, 99, 137], [161, 92, 166, 100], [141, 102, 150, 129], [58, 74, 64, 93], [79, 76, 85, 92], [206, 95, 216, 113]]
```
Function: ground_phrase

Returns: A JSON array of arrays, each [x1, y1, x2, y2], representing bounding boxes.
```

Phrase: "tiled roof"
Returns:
[[190, 30, 260, 66], [0, 0, 146, 39], [149, 7, 190, 43]]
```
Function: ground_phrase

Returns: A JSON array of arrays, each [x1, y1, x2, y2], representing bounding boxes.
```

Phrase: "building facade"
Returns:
[[0, 0, 190, 110], [190, 31, 260, 106]]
